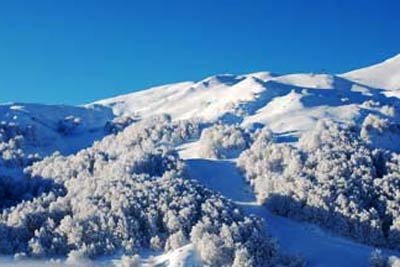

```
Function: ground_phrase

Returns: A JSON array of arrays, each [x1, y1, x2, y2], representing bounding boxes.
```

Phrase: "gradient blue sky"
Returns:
[[1, 0, 399, 104]]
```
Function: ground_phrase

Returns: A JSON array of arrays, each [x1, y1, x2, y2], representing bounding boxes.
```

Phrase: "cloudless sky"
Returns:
[[0, 0, 399, 104]]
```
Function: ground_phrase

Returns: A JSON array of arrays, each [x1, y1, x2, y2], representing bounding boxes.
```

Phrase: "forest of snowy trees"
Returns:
[[238, 114, 400, 249], [0, 115, 303, 266], [0, 121, 47, 210]]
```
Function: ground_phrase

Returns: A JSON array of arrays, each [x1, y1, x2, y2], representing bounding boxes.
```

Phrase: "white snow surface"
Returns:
[[342, 53, 400, 90]]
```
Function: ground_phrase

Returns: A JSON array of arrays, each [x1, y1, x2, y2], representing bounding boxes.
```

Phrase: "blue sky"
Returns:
[[0, 0, 399, 105]]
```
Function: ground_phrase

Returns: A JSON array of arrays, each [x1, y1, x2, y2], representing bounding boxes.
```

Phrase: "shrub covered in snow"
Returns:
[[198, 123, 251, 159], [238, 119, 400, 249], [361, 114, 400, 152], [0, 116, 298, 267], [0, 121, 42, 169]]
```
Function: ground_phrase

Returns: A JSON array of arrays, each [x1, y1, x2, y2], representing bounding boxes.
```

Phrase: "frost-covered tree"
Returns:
[[198, 123, 251, 159], [361, 114, 400, 152]]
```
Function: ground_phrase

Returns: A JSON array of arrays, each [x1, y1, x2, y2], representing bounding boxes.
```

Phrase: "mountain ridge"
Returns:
[[342, 53, 400, 90], [91, 54, 400, 135]]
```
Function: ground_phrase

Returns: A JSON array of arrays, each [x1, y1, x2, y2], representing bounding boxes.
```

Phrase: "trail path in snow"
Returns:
[[180, 142, 399, 267]]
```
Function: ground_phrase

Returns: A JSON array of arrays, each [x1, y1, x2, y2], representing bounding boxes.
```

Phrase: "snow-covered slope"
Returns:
[[94, 72, 274, 121], [93, 67, 398, 135], [342, 53, 400, 91], [0, 103, 114, 155]]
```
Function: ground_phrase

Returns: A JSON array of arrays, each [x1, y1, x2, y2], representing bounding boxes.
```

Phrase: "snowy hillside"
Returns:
[[343, 53, 400, 91], [0, 103, 114, 154], [1, 54, 400, 267], [93, 55, 400, 135]]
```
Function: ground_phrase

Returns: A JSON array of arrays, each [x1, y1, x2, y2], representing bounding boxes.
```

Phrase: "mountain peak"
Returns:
[[385, 53, 400, 63], [342, 53, 400, 90]]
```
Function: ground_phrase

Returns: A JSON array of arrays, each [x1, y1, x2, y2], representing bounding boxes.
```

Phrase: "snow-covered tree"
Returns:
[[361, 114, 400, 152], [198, 123, 251, 159]]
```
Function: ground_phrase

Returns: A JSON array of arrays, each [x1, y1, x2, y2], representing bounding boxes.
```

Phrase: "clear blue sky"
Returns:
[[1, 0, 399, 105]]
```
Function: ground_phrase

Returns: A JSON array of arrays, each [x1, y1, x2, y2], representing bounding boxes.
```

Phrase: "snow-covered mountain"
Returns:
[[1, 54, 400, 267], [342, 53, 400, 91], [93, 55, 400, 135]]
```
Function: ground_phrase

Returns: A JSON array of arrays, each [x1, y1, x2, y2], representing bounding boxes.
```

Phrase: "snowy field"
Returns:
[[1, 54, 400, 266]]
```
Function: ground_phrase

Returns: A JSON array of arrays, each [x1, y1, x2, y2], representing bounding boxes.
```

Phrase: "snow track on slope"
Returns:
[[179, 141, 400, 267]]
